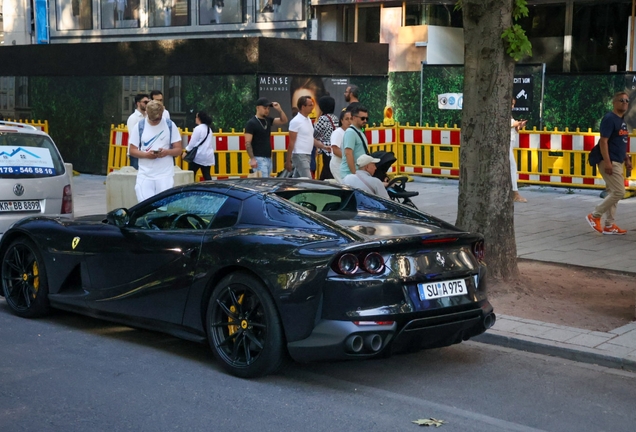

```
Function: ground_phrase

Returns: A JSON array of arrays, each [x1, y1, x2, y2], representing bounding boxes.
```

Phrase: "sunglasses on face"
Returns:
[[618, 98, 630, 103], [355, 116, 368, 121]]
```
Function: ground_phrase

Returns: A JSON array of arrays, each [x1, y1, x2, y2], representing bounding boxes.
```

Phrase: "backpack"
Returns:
[[588, 143, 602, 167]]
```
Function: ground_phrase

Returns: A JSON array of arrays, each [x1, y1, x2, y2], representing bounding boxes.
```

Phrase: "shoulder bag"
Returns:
[[184, 126, 210, 164], [351, 127, 369, 155]]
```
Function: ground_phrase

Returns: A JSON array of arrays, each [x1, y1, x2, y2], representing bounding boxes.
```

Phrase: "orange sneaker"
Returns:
[[603, 224, 627, 235], [586, 213, 602, 233]]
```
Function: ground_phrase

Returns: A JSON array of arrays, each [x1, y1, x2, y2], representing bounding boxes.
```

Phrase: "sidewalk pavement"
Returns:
[[70, 174, 636, 372]]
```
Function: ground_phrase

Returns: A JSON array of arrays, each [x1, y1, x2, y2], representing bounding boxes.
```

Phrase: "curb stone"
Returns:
[[474, 330, 636, 372]]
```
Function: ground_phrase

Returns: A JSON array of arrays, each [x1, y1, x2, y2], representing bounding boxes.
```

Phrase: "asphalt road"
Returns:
[[1, 300, 635, 432]]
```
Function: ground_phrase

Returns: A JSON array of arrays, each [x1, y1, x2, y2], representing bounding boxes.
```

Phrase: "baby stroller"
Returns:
[[371, 150, 419, 208]]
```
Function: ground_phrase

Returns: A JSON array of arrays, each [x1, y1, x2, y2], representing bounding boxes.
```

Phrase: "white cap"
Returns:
[[357, 154, 381, 167]]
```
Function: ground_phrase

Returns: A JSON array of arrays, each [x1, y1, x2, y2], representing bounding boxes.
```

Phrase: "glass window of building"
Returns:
[[148, 0, 190, 27], [0, 0, 4, 45], [572, 1, 631, 72], [404, 3, 462, 28], [0, 77, 15, 114], [357, 6, 380, 43], [16, 77, 28, 108], [168, 76, 182, 114], [256, 0, 303, 23], [199, 0, 244, 25], [56, 0, 93, 30], [101, 0, 140, 29], [122, 76, 164, 123], [516, 3, 566, 72]]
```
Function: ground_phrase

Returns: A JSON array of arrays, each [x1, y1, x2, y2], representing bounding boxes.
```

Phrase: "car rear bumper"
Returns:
[[287, 301, 494, 363]]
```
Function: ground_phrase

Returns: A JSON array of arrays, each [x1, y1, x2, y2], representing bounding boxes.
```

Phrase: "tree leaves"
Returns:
[[412, 417, 447, 427], [455, 0, 532, 62], [501, 24, 532, 62]]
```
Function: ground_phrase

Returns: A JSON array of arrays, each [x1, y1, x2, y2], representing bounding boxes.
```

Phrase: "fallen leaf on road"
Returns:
[[412, 418, 446, 427]]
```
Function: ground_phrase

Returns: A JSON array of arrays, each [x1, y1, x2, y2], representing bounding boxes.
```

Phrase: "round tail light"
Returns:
[[363, 252, 385, 274], [473, 241, 485, 261], [337, 253, 359, 275]]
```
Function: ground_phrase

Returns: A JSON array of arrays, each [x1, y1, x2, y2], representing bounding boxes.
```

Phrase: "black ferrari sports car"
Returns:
[[0, 178, 494, 377]]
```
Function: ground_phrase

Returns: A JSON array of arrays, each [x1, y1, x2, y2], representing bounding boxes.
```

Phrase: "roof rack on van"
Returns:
[[0, 120, 38, 131]]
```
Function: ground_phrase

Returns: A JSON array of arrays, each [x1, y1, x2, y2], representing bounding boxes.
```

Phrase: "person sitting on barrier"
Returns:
[[128, 100, 182, 202], [511, 99, 528, 203], [343, 154, 389, 199]]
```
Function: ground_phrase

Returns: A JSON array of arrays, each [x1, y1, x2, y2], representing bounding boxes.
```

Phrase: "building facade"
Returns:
[[1, 0, 308, 44], [312, 0, 635, 73], [1, 0, 633, 73]]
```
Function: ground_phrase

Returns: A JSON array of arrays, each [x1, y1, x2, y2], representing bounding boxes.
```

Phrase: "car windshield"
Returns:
[[0, 133, 66, 179]]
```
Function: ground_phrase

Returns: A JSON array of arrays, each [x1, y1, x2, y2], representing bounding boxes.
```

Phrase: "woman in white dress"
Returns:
[[329, 109, 353, 183]]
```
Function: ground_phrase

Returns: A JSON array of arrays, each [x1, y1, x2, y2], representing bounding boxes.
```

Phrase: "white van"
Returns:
[[0, 121, 73, 235]]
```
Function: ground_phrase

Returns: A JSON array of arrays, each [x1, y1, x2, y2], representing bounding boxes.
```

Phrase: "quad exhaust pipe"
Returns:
[[364, 334, 382, 352], [345, 333, 383, 353], [345, 335, 364, 353]]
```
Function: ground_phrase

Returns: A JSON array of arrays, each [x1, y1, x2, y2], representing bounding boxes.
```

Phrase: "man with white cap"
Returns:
[[343, 154, 390, 199]]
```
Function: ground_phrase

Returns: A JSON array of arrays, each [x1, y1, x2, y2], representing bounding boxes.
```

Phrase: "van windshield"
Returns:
[[0, 133, 66, 179]]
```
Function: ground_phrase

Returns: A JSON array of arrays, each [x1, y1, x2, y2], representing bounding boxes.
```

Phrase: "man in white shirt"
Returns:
[[150, 90, 171, 120], [128, 100, 182, 202], [126, 93, 150, 169], [343, 154, 390, 199], [286, 95, 325, 178]]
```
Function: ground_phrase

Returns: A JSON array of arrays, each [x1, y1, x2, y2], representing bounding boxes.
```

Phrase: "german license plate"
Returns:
[[0, 200, 41, 212], [418, 279, 467, 301]]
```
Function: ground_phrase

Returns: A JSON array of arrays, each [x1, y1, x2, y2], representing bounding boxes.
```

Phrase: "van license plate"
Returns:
[[0, 200, 41, 212]]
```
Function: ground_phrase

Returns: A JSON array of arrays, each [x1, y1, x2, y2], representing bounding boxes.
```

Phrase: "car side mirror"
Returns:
[[106, 208, 130, 228]]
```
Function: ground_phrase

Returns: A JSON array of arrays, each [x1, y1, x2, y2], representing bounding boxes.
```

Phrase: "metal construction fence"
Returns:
[[107, 123, 636, 190]]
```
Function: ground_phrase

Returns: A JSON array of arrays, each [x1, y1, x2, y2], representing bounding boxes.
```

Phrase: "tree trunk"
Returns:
[[457, 0, 519, 281]]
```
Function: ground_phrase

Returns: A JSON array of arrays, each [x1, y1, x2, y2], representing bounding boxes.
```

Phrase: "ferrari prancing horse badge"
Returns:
[[72, 237, 80, 249]]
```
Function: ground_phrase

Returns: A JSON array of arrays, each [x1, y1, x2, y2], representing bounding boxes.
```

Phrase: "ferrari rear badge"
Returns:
[[436, 252, 445, 267], [72, 237, 80, 249]]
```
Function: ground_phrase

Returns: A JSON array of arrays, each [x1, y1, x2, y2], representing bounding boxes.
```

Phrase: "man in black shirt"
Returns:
[[244, 97, 288, 178]]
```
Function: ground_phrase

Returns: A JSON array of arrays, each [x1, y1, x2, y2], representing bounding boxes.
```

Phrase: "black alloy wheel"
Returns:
[[1, 238, 51, 318], [206, 273, 284, 378]]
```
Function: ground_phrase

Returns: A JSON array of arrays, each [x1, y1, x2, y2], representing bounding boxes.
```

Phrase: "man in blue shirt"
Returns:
[[586, 92, 632, 235]]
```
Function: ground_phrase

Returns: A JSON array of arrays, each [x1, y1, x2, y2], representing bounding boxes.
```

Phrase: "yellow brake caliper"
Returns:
[[227, 294, 244, 337], [25, 261, 39, 298]]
